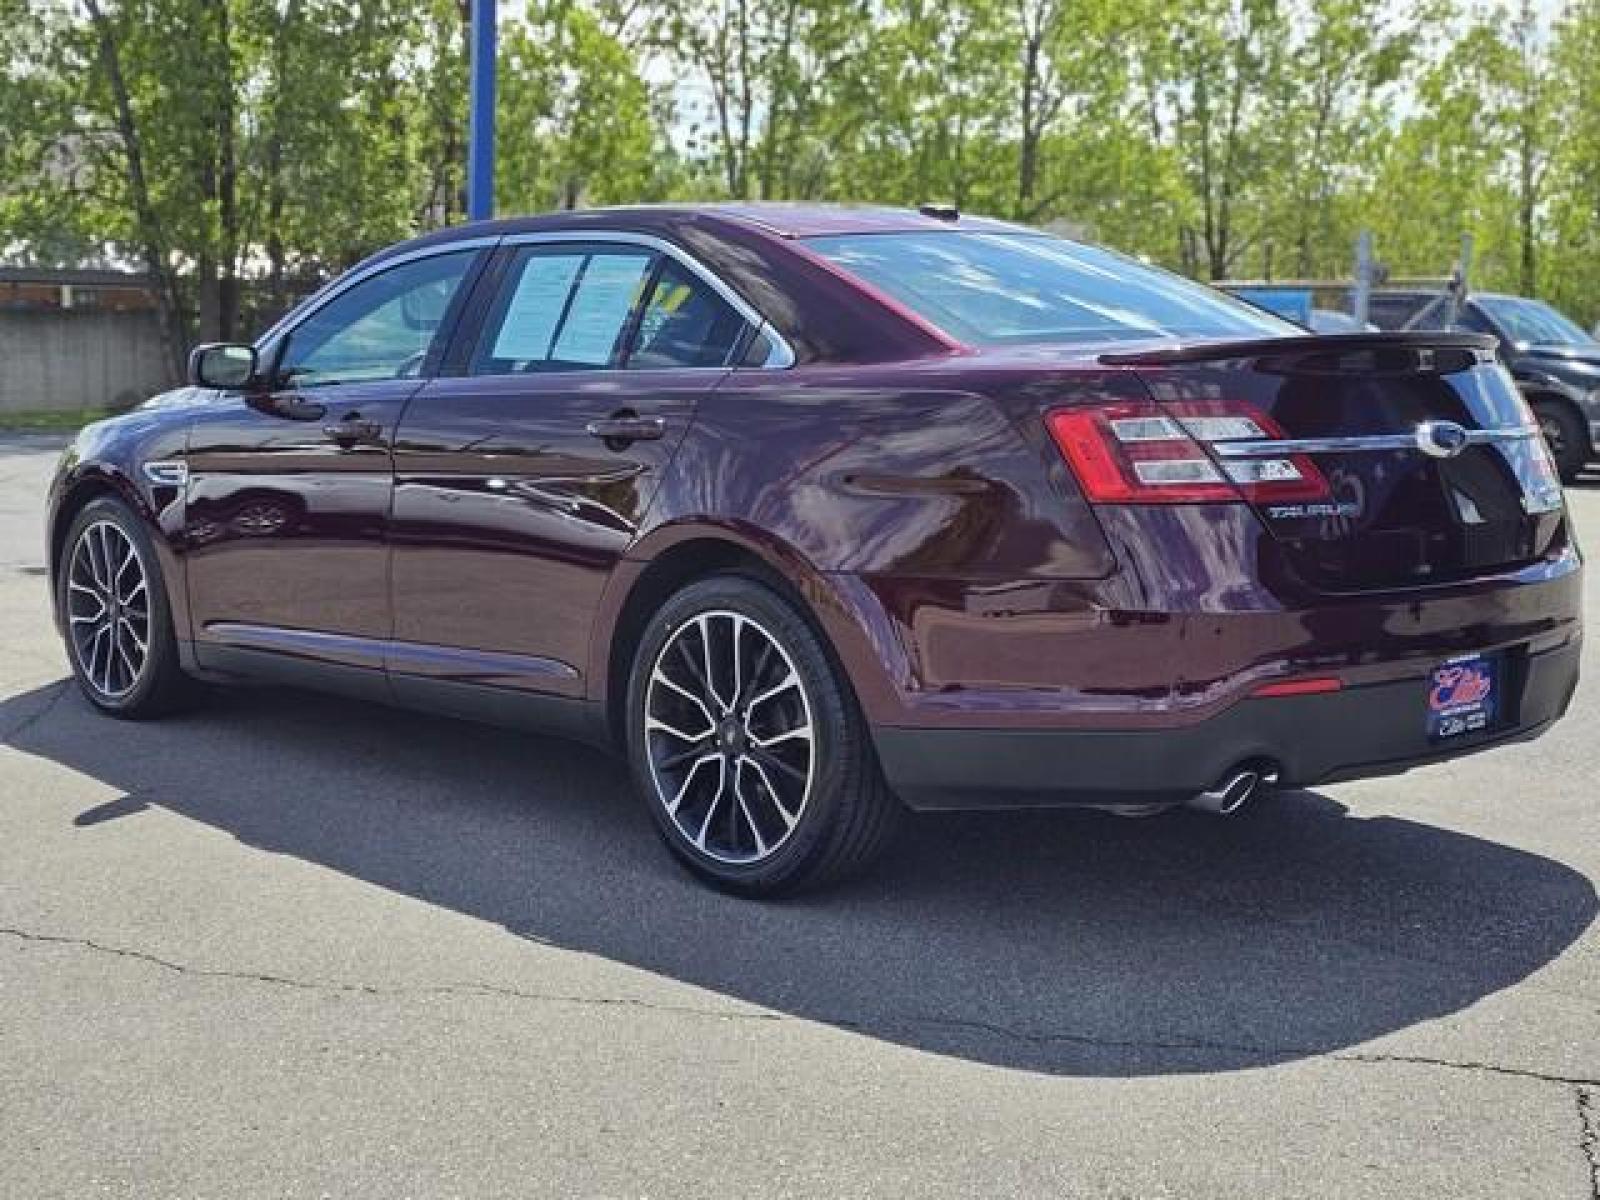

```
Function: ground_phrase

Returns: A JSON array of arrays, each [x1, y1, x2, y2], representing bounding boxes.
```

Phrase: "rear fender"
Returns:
[[588, 520, 911, 729]]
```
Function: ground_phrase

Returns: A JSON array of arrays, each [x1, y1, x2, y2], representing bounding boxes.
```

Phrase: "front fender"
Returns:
[[46, 405, 193, 636]]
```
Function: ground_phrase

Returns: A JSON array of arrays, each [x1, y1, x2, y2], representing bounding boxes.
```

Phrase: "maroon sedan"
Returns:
[[46, 205, 1582, 894]]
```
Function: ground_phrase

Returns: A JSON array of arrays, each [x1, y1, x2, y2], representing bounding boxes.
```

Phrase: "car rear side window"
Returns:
[[626, 259, 746, 369], [473, 246, 655, 374], [805, 231, 1294, 346]]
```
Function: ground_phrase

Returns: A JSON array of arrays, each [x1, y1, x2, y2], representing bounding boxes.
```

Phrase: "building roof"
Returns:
[[0, 266, 155, 288]]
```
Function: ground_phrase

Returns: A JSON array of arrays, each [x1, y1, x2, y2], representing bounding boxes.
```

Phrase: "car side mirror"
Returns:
[[188, 342, 259, 389]]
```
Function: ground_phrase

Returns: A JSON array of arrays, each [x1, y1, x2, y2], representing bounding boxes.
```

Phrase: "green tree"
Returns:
[[1147, 0, 1293, 279], [498, 5, 660, 211], [1271, 0, 1416, 278], [827, 0, 1016, 210], [1545, 0, 1600, 325]]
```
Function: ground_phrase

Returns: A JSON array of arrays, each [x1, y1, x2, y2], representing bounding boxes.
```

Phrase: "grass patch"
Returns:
[[0, 408, 117, 433]]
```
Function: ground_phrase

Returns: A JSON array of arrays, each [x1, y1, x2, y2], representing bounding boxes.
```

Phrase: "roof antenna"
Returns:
[[918, 203, 960, 222]]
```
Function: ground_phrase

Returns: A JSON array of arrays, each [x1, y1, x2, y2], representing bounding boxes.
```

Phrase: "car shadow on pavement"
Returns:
[[4, 678, 1594, 1078]]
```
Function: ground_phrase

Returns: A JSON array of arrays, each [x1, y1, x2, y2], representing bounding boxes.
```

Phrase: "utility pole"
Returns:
[[467, 0, 496, 222], [1352, 230, 1374, 327]]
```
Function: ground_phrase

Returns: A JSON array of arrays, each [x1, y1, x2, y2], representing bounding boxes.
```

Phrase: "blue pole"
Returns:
[[467, 0, 496, 221]]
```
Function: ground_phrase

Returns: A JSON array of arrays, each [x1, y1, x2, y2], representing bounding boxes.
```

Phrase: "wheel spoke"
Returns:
[[741, 637, 776, 707], [698, 615, 731, 715], [114, 628, 139, 682], [81, 534, 104, 592], [94, 524, 114, 590], [751, 723, 812, 750], [114, 549, 140, 597], [674, 634, 712, 698], [658, 742, 711, 771], [90, 624, 113, 693], [647, 715, 713, 744], [733, 760, 768, 856], [729, 614, 746, 715], [667, 754, 719, 815], [650, 668, 716, 732], [745, 670, 800, 716], [68, 581, 106, 623], [119, 616, 148, 656], [744, 754, 799, 828], [112, 536, 136, 590], [694, 759, 728, 849], [749, 746, 807, 786]]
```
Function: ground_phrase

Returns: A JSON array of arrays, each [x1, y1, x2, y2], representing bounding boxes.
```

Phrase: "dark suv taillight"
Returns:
[[1046, 400, 1329, 504]]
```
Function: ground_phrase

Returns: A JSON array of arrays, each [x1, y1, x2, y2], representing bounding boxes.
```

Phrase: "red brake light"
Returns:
[[1046, 400, 1329, 505], [1253, 676, 1343, 698]]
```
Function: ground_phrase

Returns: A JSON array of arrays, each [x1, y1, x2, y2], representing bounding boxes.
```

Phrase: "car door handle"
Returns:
[[322, 416, 383, 446], [585, 414, 665, 443]]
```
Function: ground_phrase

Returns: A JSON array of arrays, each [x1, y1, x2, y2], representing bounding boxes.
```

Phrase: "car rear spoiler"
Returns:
[[1099, 331, 1498, 367]]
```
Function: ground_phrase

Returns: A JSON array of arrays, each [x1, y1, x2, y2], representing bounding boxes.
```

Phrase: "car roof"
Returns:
[[377, 203, 1028, 260], [334, 203, 997, 366], [658, 203, 1027, 238]]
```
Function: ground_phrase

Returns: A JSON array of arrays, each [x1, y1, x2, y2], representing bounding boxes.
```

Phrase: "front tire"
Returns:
[[58, 495, 190, 718], [625, 574, 900, 896]]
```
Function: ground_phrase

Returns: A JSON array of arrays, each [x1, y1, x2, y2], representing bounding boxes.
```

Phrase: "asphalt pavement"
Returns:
[[3, 431, 1599, 1198]]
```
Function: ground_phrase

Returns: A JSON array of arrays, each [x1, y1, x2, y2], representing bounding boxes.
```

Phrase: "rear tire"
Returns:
[[1533, 399, 1587, 483], [57, 495, 191, 719], [625, 574, 901, 896]]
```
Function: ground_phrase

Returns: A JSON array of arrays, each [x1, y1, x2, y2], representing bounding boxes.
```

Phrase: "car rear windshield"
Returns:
[[806, 231, 1298, 346]]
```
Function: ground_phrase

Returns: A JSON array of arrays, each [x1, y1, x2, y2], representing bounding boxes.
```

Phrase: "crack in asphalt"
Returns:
[[0, 926, 784, 1025], [892, 1008, 1600, 1088], [5, 924, 1598, 1092], [1578, 1086, 1600, 1200]]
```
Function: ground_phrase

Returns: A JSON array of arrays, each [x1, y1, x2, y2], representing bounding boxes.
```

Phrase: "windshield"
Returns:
[[1476, 296, 1597, 346], [806, 231, 1299, 346]]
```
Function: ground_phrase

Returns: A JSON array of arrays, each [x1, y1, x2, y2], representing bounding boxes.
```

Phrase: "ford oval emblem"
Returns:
[[1415, 420, 1471, 459]]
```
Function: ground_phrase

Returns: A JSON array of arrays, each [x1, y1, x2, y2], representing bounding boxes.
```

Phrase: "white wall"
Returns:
[[0, 309, 175, 413]]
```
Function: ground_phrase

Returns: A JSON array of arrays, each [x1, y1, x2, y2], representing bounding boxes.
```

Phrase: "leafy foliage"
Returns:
[[4, 0, 1599, 370]]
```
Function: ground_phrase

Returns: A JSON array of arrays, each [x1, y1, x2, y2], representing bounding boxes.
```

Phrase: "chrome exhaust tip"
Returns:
[[1186, 768, 1264, 816]]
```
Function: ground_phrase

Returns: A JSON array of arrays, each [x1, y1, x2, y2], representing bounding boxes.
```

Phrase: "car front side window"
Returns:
[[276, 250, 477, 388]]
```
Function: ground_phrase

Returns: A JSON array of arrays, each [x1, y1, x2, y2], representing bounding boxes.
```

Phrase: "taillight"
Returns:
[[1046, 400, 1329, 505]]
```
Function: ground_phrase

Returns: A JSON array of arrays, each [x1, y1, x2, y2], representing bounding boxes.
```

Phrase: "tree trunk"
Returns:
[[1520, 175, 1537, 296], [758, 0, 798, 199], [217, 0, 239, 340], [1518, 113, 1539, 295], [264, 0, 302, 320], [84, 0, 190, 379], [1019, 29, 1040, 210]]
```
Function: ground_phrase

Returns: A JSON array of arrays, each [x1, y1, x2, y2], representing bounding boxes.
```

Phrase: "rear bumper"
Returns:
[[873, 636, 1581, 810]]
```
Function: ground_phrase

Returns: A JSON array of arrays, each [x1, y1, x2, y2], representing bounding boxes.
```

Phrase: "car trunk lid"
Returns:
[[1101, 333, 1566, 592]]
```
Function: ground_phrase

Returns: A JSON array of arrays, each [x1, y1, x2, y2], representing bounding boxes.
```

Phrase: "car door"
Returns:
[[388, 236, 757, 699], [184, 246, 487, 672]]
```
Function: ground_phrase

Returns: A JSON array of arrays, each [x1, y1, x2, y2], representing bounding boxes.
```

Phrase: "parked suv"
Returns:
[[1367, 290, 1600, 481], [47, 206, 1583, 894]]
